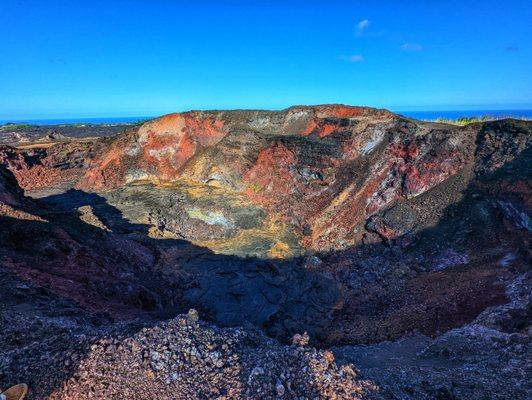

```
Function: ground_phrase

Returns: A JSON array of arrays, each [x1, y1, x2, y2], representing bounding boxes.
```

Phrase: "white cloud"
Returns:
[[401, 43, 423, 52], [356, 19, 370, 35], [348, 54, 365, 62]]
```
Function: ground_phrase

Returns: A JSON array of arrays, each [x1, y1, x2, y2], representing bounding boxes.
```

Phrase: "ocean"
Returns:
[[1, 110, 531, 126]]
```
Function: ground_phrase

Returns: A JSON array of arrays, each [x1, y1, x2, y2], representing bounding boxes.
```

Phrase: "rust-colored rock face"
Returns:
[[65, 106, 423, 251], [0, 106, 530, 400], [78, 112, 227, 190], [0, 143, 93, 192]]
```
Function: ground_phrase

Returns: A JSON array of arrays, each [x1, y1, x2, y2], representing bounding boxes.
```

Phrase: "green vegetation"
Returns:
[[0, 123, 32, 130], [133, 118, 151, 125], [431, 115, 531, 126], [57, 123, 94, 127], [434, 116, 492, 126]]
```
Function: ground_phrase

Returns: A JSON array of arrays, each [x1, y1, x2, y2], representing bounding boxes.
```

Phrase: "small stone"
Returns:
[[275, 379, 285, 397], [187, 309, 199, 323], [189, 346, 200, 359], [340, 364, 356, 377], [323, 350, 335, 364], [130, 341, 140, 352], [291, 332, 310, 347]]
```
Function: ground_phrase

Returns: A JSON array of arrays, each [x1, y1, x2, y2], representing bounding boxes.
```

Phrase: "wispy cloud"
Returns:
[[400, 43, 423, 52], [48, 58, 67, 65], [503, 46, 519, 52], [339, 54, 365, 63], [348, 54, 365, 63], [356, 19, 370, 35]]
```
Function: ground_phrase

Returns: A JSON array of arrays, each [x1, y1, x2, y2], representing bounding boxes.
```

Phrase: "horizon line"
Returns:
[[2, 104, 532, 122]]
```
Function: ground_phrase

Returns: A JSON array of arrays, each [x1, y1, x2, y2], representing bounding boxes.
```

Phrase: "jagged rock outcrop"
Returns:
[[0, 164, 24, 206]]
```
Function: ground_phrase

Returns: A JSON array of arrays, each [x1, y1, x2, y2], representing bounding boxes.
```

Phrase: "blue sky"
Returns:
[[1, 0, 531, 119]]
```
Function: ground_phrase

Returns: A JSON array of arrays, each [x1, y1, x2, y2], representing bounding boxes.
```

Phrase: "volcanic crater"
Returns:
[[0, 105, 530, 399]]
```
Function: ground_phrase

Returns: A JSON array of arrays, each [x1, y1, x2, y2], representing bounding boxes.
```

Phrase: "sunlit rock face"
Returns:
[[1, 106, 530, 260], [68, 105, 521, 258]]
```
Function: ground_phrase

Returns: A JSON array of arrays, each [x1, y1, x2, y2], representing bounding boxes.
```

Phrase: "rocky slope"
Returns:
[[0, 122, 135, 147], [0, 105, 530, 399]]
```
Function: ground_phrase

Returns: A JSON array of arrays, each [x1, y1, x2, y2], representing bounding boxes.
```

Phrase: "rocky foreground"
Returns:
[[0, 105, 530, 399]]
